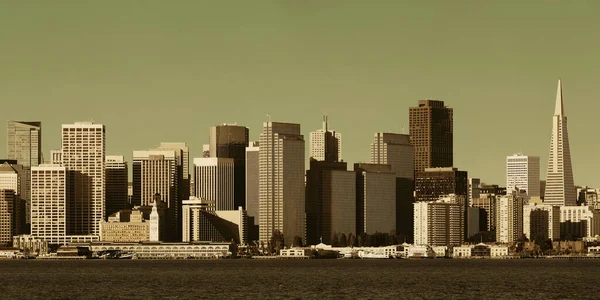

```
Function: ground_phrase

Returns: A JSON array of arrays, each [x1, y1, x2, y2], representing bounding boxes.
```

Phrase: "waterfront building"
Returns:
[[209, 124, 249, 210], [354, 163, 396, 235], [506, 153, 540, 201], [245, 141, 259, 226], [409, 100, 453, 173], [523, 204, 560, 241], [258, 122, 305, 245], [105, 155, 128, 219], [61, 122, 105, 236], [310, 115, 342, 162], [89, 242, 232, 259], [306, 160, 355, 245], [413, 195, 464, 247], [132, 150, 180, 241], [181, 197, 248, 244], [544, 80, 576, 206], [370, 132, 414, 238], [496, 193, 524, 243], [193, 157, 235, 211], [100, 209, 150, 243]]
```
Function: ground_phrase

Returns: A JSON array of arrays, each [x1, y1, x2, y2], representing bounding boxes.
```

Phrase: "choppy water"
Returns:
[[0, 259, 598, 299]]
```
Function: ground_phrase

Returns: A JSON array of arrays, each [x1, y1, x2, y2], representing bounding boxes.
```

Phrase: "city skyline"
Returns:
[[1, 2, 600, 187]]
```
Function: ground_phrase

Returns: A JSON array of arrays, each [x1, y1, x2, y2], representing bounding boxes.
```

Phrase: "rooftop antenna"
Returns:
[[401, 126, 405, 134], [266, 114, 271, 122]]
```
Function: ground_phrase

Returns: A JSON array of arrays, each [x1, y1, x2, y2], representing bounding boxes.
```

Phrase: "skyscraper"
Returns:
[[0, 162, 24, 237], [61, 122, 105, 236], [132, 150, 180, 241], [0, 189, 15, 245], [415, 168, 468, 203], [370, 132, 414, 238], [30, 165, 68, 244], [506, 153, 540, 200], [354, 163, 396, 235], [544, 80, 576, 206], [245, 141, 260, 226], [105, 155, 128, 219], [258, 122, 305, 244], [413, 195, 464, 246], [496, 193, 524, 243], [409, 100, 453, 173], [155, 142, 190, 200], [193, 157, 235, 211], [209, 124, 249, 210], [7, 121, 42, 168], [309, 115, 342, 162]]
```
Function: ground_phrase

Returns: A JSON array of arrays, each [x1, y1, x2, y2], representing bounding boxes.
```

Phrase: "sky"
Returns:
[[1, 1, 599, 186]]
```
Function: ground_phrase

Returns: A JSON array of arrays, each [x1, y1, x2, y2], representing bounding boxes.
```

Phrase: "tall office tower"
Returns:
[[7, 121, 42, 168], [155, 142, 189, 200], [354, 163, 396, 235], [309, 115, 342, 162], [468, 178, 481, 206], [370, 132, 414, 239], [472, 194, 497, 231], [258, 122, 305, 244], [306, 161, 355, 245], [415, 168, 468, 202], [209, 124, 249, 211], [61, 122, 105, 236], [523, 204, 560, 241], [105, 155, 128, 219], [0, 163, 24, 236], [132, 150, 181, 241], [409, 100, 453, 173], [506, 153, 540, 200], [30, 165, 68, 244], [193, 157, 235, 211], [495, 193, 524, 243], [50, 150, 62, 165], [245, 141, 260, 226], [544, 80, 576, 206], [413, 195, 464, 246], [0, 189, 16, 245]]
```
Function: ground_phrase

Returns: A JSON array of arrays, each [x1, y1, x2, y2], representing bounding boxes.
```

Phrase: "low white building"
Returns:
[[490, 246, 509, 257], [407, 245, 436, 258], [453, 246, 472, 258], [432, 246, 448, 258], [280, 248, 310, 257]]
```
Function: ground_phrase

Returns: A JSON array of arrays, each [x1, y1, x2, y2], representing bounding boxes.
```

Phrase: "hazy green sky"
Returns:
[[1, 1, 599, 186]]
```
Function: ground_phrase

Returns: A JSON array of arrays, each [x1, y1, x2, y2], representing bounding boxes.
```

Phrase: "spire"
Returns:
[[322, 115, 328, 131], [554, 79, 564, 116]]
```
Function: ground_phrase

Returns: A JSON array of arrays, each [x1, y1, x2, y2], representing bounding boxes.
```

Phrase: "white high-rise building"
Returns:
[[50, 149, 62, 165], [545, 80, 576, 206], [560, 206, 600, 239], [309, 116, 342, 162], [506, 153, 540, 200], [496, 194, 524, 243], [259, 122, 305, 244], [30, 164, 68, 244], [413, 195, 464, 246], [193, 157, 234, 211], [61, 122, 105, 236], [523, 204, 560, 241]]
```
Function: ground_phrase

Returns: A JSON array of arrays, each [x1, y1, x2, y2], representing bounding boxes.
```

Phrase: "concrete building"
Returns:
[[30, 165, 68, 244], [258, 122, 305, 244], [413, 195, 464, 247], [0, 162, 24, 236], [100, 209, 152, 243], [370, 132, 414, 238], [193, 157, 235, 211], [559, 206, 600, 240], [309, 115, 342, 162], [354, 163, 396, 234], [50, 149, 62, 165], [506, 153, 540, 201], [523, 204, 560, 241], [105, 155, 128, 219], [155, 143, 190, 201], [7, 121, 42, 168], [306, 161, 355, 245], [472, 194, 497, 231], [0, 190, 15, 245], [415, 168, 468, 203], [544, 80, 576, 206], [209, 124, 249, 211], [61, 122, 105, 236], [181, 197, 248, 244], [132, 150, 181, 241], [89, 242, 231, 259], [468, 178, 480, 207], [496, 193, 524, 243], [409, 100, 453, 173], [245, 141, 259, 226]]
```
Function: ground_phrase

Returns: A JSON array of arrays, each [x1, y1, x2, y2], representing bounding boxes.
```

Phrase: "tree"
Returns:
[[292, 236, 303, 247], [347, 233, 356, 247], [331, 231, 340, 247], [339, 233, 347, 247], [269, 230, 285, 254]]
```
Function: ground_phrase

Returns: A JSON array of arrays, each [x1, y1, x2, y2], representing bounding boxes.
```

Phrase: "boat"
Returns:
[[358, 251, 390, 259]]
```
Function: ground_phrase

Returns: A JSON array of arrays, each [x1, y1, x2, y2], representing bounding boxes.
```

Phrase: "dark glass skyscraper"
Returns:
[[409, 100, 453, 173]]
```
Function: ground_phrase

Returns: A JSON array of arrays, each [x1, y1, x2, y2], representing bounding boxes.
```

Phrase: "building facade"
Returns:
[[0, 190, 15, 245], [245, 141, 259, 226], [544, 80, 576, 206], [99, 209, 152, 243], [309, 115, 342, 162], [181, 197, 247, 244], [413, 196, 464, 247], [105, 155, 128, 219], [496, 194, 524, 243], [61, 122, 105, 236], [415, 168, 468, 203], [194, 157, 235, 211], [30, 165, 68, 244], [523, 204, 560, 241], [506, 153, 540, 200], [258, 122, 305, 244], [354, 163, 396, 235], [559, 206, 600, 240], [409, 100, 453, 173], [7, 121, 42, 168], [155, 143, 190, 201]]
